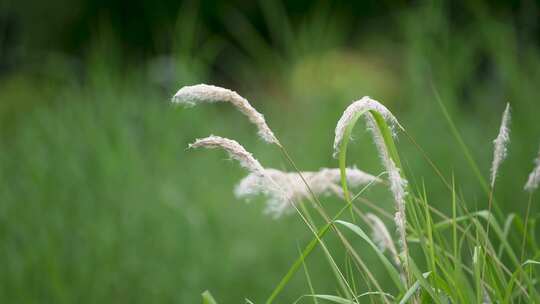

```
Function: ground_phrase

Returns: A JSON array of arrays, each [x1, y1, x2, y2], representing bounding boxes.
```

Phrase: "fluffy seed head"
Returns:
[[333, 96, 402, 158], [389, 159, 408, 248], [235, 167, 381, 218], [173, 84, 279, 144], [525, 145, 540, 192], [366, 213, 400, 267], [490, 103, 511, 187], [366, 114, 408, 206], [365, 113, 408, 257], [189, 135, 265, 176]]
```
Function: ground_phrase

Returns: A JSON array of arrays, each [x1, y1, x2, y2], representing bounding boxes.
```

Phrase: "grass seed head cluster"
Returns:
[[176, 84, 540, 303]]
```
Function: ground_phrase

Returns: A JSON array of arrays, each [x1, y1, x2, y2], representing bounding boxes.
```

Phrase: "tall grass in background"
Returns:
[[1, 1, 540, 303]]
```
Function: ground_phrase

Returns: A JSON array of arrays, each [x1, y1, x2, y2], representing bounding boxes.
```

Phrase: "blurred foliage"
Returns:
[[1, 0, 540, 303]]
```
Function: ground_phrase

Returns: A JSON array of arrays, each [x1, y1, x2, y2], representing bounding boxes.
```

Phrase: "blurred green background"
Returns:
[[1, 0, 540, 302]]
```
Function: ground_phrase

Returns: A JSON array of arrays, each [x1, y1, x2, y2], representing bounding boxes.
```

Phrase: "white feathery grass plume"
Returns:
[[307, 167, 382, 192], [482, 288, 492, 304], [189, 135, 289, 217], [188, 135, 266, 176], [333, 96, 403, 158], [525, 145, 540, 192], [389, 159, 408, 251], [365, 213, 400, 268], [173, 84, 279, 144], [365, 113, 409, 257], [490, 103, 511, 187], [235, 167, 381, 218]]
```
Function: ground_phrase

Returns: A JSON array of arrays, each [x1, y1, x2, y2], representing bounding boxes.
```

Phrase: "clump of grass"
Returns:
[[177, 85, 539, 303]]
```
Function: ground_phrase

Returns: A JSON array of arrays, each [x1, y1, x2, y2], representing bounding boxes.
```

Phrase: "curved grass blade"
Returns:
[[265, 204, 352, 304], [338, 110, 402, 203], [498, 214, 516, 258], [523, 259, 540, 266], [335, 220, 405, 292], [202, 290, 218, 304], [297, 292, 395, 304], [398, 272, 431, 304], [335, 103, 409, 285]]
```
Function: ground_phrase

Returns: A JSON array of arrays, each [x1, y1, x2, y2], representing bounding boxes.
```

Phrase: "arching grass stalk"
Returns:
[[174, 84, 389, 303], [188, 135, 359, 302], [333, 97, 410, 285]]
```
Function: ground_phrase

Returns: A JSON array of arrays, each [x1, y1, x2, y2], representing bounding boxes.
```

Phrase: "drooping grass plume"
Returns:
[[173, 84, 279, 144], [525, 144, 540, 192], [332, 96, 410, 283], [235, 167, 381, 217], [189, 135, 267, 176], [189, 135, 290, 216], [490, 103, 511, 187], [365, 114, 409, 256], [333, 96, 403, 159]]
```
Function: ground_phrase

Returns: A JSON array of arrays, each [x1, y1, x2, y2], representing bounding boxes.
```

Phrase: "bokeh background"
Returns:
[[1, 0, 540, 302]]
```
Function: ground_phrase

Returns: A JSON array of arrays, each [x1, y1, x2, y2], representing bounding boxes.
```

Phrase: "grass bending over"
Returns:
[[178, 85, 540, 303]]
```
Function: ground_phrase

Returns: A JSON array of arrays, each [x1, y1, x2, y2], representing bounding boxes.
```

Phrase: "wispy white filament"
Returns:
[[235, 167, 381, 217], [366, 213, 400, 267], [490, 103, 511, 187], [189, 135, 266, 176], [173, 84, 279, 144], [333, 96, 403, 158], [525, 145, 540, 192], [189, 135, 290, 217], [365, 113, 409, 257]]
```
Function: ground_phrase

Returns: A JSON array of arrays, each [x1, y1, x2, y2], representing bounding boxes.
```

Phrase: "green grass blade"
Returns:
[[298, 244, 318, 304], [266, 203, 354, 304], [297, 292, 395, 304], [335, 220, 405, 292], [265, 223, 332, 304], [523, 259, 540, 266], [202, 290, 218, 304], [398, 272, 431, 304], [338, 109, 368, 203], [473, 246, 483, 304], [337, 109, 402, 206], [498, 214, 516, 258]]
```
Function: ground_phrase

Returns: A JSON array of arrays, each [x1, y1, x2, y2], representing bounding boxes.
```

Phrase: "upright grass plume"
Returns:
[[333, 96, 409, 279], [490, 103, 511, 187], [235, 167, 381, 217], [525, 145, 540, 192], [173, 84, 279, 145]]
